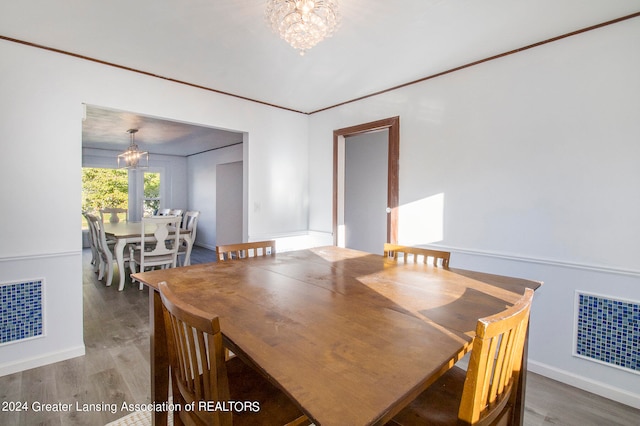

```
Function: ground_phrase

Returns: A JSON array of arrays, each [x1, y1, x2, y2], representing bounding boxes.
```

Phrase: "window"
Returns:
[[81, 167, 128, 226], [143, 172, 161, 217]]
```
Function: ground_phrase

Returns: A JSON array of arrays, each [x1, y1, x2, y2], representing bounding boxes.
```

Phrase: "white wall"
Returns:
[[216, 161, 244, 246], [187, 144, 244, 249], [308, 19, 640, 407], [0, 38, 309, 375]]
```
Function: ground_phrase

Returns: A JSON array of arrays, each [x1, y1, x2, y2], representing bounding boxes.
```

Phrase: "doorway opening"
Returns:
[[333, 116, 399, 250]]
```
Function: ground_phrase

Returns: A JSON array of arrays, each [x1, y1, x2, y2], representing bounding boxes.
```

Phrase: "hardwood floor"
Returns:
[[1, 246, 638, 425], [523, 373, 639, 425]]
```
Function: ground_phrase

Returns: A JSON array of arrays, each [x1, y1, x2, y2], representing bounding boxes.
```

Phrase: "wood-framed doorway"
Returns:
[[333, 116, 399, 247]]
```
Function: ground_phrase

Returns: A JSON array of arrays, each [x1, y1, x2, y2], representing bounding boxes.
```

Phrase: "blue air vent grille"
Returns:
[[575, 292, 639, 373], [0, 279, 44, 345]]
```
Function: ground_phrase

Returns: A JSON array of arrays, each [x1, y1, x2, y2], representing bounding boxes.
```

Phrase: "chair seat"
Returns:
[[131, 251, 175, 266], [226, 356, 307, 426], [86, 212, 128, 287], [388, 366, 466, 426]]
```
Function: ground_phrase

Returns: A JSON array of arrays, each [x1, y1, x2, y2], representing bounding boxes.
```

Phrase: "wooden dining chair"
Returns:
[[158, 281, 310, 426], [215, 240, 276, 360], [100, 207, 128, 224], [384, 243, 450, 268], [129, 216, 181, 290], [216, 240, 276, 261], [388, 288, 534, 426]]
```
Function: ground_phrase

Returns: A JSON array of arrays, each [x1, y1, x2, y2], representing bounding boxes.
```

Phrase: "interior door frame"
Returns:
[[333, 116, 399, 246]]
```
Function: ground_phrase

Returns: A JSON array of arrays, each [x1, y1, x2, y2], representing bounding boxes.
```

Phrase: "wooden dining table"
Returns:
[[103, 221, 192, 291], [132, 246, 541, 426]]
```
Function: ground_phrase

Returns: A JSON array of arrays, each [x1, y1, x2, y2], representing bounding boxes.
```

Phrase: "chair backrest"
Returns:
[[169, 209, 184, 227], [140, 216, 181, 266], [459, 288, 534, 425], [83, 211, 97, 252], [383, 243, 450, 267], [158, 281, 232, 426], [216, 240, 276, 261], [86, 213, 112, 262], [100, 207, 128, 224], [182, 211, 200, 238], [156, 208, 171, 216]]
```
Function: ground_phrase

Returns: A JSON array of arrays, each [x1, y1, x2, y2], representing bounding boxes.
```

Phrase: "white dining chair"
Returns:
[[87, 213, 129, 287], [83, 211, 99, 271], [169, 209, 184, 228], [100, 207, 128, 224], [177, 210, 200, 266], [129, 216, 181, 290]]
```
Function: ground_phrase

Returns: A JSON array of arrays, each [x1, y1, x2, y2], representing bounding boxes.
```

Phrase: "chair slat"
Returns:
[[216, 240, 276, 261], [383, 243, 450, 267]]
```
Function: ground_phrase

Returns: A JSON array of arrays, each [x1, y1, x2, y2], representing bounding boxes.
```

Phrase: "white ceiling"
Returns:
[[2, 1, 638, 153], [81, 105, 244, 156]]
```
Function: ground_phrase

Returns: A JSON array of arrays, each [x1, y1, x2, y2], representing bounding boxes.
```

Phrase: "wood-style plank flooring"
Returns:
[[0, 247, 638, 425]]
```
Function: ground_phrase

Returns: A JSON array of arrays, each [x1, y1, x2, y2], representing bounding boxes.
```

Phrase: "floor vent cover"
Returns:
[[574, 291, 639, 374], [0, 279, 44, 345]]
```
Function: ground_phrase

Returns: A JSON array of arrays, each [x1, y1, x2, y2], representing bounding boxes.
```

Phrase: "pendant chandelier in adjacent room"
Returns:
[[117, 129, 148, 169]]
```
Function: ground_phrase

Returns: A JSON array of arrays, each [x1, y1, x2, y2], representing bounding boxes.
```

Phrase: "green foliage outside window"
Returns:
[[143, 172, 161, 216], [144, 172, 160, 199], [81, 168, 162, 224], [82, 168, 128, 225]]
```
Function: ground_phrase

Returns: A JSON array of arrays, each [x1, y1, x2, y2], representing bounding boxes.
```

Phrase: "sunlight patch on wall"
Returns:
[[397, 193, 444, 245]]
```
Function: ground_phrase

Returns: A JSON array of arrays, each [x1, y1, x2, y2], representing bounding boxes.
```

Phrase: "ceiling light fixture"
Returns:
[[117, 129, 148, 169], [266, 0, 340, 55]]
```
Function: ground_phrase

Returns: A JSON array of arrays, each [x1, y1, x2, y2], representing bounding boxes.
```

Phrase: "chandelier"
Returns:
[[117, 129, 148, 169], [266, 0, 340, 55]]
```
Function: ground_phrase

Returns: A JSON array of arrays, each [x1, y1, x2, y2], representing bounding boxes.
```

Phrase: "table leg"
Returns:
[[115, 239, 127, 291], [150, 287, 169, 426]]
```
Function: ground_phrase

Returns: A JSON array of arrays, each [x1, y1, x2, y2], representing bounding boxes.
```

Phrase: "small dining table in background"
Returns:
[[132, 246, 541, 426], [103, 221, 191, 291]]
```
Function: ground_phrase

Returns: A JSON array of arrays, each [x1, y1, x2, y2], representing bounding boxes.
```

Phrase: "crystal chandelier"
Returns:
[[266, 0, 340, 55], [117, 129, 148, 169]]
